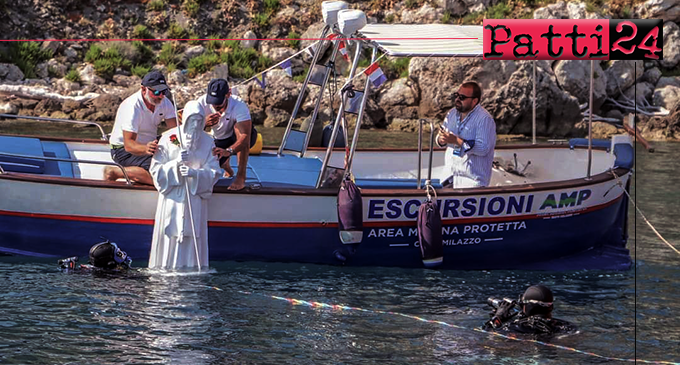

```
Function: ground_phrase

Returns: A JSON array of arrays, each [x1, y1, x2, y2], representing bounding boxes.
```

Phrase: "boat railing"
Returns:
[[0, 113, 109, 141], [417, 119, 436, 189], [0, 151, 132, 185], [277, 25, 331, 157]]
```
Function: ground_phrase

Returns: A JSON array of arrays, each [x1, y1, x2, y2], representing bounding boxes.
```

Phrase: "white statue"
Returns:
[[148, 100, 222, 270]]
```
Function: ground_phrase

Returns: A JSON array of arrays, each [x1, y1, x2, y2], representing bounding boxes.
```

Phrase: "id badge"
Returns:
[[452, 145, 463, 157]]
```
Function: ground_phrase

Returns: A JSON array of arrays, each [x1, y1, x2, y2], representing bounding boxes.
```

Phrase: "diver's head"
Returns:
[[88, 241, 131, 270], [520, 284, 554, 318]]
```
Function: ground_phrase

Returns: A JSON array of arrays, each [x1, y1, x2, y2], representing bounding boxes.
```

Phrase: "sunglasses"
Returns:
[[148, 88, 166, 96], [453, 92, 475, 101]]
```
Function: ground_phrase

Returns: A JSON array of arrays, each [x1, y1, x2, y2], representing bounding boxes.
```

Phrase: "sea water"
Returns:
[[0, 143, 678, 365]]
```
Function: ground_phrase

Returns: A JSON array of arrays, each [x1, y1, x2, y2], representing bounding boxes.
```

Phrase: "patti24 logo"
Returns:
[[483, 19, 663, 61]]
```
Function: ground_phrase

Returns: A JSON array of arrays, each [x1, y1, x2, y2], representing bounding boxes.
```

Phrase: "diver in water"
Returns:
[[483, 284, 577, 335], [58, 239, 132, 272]]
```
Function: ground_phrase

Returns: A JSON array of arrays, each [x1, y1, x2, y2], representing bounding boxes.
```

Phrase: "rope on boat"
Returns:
[[610, 170, 680, 256], [424, 180, 437, 202], [203, 286, 679, 365]]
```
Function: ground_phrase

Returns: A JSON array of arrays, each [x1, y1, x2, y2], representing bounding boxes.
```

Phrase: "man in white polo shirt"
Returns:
[[105, 71, 177, 185], [197, 78, 257, 191]]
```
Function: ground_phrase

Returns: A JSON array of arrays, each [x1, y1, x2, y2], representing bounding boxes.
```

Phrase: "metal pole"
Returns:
[[343, 47, 377, 177], [278, 25, 330, 156], [428, 120, 435, 182], [0, 113, 108, 141], [0, 151, 132, 184], [300, 38, 362, 157], [587, 60, 593, 180], [316, 45, 375, 188], [532, 61, 536, 145], [417, 119, 423, 189]]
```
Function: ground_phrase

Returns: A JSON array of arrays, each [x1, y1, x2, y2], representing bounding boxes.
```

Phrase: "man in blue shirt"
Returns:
[[436, 81, 497, 188]]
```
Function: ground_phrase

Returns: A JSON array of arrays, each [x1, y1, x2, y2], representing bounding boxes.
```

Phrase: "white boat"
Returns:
[[0, 5, 634, 270]]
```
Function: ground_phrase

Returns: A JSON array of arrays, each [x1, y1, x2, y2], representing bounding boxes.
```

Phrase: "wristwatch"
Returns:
[[226, 147, 234, 156]]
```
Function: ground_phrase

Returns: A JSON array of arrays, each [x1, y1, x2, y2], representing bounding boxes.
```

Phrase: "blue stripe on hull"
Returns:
[[0, 198, 631, 270]]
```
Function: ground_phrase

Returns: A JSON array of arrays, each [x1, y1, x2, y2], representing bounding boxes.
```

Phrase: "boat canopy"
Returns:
[[359, 24, 483, 57]]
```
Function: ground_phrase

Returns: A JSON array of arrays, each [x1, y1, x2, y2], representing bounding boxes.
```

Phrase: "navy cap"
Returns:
[[141, 70, 168, 91], [206, 78, 230, 105]]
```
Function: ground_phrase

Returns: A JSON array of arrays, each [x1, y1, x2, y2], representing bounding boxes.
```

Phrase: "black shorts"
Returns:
[[214, 126, 257, 166], [110, 148, 152, 171]]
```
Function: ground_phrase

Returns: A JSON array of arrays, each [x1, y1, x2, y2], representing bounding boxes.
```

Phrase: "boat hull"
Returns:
[[0, 174, 632, 270]]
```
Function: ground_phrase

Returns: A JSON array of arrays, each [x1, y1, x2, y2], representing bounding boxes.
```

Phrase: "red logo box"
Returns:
[[483, 19, 663, 61]]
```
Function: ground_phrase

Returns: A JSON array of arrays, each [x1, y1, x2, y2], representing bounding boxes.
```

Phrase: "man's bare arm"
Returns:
[[123, 131, 157, 155]]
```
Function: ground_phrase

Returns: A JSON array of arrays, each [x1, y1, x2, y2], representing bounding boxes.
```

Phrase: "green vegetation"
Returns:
[[47, 66, 60, 78], [404, 0, 419, 9], [223, 40, 240, 49], [293, 66, 309, 83], [356, 49, 410, 79], [385, 13, 395, 23], [65, 69, 80, 82], [264, 0, 280, 13], [188, 32, 201, 45], [168, 23, 188, 39], [206, 34, 222, 51], [183, 0, 200, 17], [252, 13, 269, 28], [441, 10, 452, 24], [585, 0, 605, 13], [220, 42, 273, 79], [380, 57, 410, 79], [158, 42, 179, 68], [187, 51, 220, 77], [252, 0, 279, 29], [287, 31, 300, 49], [132, 41, 155, 64], [485, 2, 512, 19], [131, 64, 152, 78], [132, 25, 154, 40], [147, 0, 164, 11], [0, 41, 54, 79], [84, 42, 157, 79]]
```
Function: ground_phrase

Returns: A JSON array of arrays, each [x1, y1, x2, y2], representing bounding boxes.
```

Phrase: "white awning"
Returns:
[[359, 24, 483, 57]]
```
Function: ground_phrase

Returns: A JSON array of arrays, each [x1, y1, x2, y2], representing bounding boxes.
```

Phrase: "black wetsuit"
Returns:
[[484, 313, 577, 335]]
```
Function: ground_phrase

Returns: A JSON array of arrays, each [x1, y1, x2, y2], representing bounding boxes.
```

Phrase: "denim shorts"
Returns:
[[110, 147, 152, 171], [214, 126, 257, 166]]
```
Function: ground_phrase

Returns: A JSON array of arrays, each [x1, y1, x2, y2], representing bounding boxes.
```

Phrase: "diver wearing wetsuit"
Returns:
[[58, 240, 132, 272], [484, 284, 577, 335]]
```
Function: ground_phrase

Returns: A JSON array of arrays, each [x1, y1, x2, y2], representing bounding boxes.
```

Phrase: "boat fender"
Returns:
[[337, 176, 363, 245], [417, 198, 444, 268]]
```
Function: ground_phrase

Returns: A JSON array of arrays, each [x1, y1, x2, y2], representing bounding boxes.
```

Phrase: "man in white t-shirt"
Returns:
[[104, 71, 177, 185], [197, 78, 256, 191]]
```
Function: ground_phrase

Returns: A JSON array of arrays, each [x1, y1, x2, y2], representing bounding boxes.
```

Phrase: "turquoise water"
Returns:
[[0, 142, 679, 364]]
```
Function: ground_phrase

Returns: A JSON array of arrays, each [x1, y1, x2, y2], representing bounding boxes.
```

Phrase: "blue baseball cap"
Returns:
[[206, 78, 230, 105], [141, 70, 168, 91]]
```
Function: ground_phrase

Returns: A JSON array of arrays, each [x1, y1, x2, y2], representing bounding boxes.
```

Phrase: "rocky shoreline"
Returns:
[[0, 0, 678, 142]]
